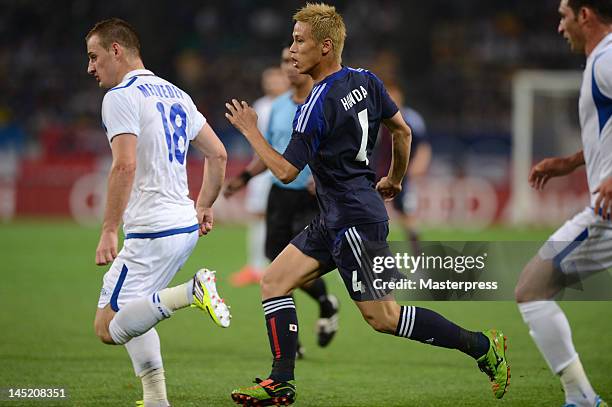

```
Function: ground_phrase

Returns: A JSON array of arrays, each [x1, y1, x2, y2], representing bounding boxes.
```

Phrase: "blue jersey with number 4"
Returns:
[[283, 66, 399, 228]]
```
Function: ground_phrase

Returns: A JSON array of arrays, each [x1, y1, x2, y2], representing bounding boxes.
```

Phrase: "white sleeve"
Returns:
[[101, 90, 140, 142], [594, 52, 612, 179], [600, 134, 612, 180], [594, 51, 612, 98], [187, 96, 206, 141]]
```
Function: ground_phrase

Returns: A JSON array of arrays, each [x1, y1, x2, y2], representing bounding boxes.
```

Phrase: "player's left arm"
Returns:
[[225, 99, 299, 183], [376, 111, 412, 200], [191, 122, 228, 235], [96, 134, 137, 265]]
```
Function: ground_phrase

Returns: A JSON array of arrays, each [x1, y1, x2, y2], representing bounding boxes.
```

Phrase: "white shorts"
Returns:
[[538, 206, 612, 276], [245, 171, 272, 214], [98, 230, 199, 311]]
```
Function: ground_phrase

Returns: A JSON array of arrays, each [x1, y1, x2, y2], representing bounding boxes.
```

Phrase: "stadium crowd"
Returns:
[[1, 0, 582, 161]]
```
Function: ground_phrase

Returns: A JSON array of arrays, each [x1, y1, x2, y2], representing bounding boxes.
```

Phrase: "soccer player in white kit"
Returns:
[[515, 1, 611, 406], [86, 18, 231, 407]]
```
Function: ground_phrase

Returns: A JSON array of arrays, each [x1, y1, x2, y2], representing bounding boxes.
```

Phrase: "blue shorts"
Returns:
[[291, 215, 402, 301]]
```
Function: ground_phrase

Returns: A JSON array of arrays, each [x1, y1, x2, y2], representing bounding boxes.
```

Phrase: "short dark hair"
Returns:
[[86, 18, 141, 56], [568, 0, 612, 22]]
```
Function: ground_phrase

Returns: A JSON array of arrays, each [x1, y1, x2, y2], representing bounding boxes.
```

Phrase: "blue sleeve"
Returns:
[[282, 130, 319, 170], [366, 72, 398, 119], [283, 86, 327, 170]]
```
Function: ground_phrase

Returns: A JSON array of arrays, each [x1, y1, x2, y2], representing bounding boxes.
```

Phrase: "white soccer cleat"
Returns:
[[191, 269, 231, 328], [316, 294, 339, 347]]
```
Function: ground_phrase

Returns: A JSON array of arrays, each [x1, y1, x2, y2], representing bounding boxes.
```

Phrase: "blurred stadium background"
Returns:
[[1, 1, 610, 406], [0, 0, 588, 227]]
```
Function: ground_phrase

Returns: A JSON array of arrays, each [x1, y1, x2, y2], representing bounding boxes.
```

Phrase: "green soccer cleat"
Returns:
[[477, 329, 510, 399], [191, 268, 231, 328], [231, 378, 296, 406]]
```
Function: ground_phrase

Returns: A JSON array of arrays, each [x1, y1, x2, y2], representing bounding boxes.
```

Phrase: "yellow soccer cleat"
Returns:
[[191, 268, 231, 328]]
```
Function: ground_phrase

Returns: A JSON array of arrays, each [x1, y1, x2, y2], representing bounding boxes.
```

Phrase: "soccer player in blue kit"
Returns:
[[225, 46, 340, 351], [225, 4, 509, 405]]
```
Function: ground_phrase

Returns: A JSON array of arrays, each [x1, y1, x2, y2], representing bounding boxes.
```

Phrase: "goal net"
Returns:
[[510, 69, 588, 225]]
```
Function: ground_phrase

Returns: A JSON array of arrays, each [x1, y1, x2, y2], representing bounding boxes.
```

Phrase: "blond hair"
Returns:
[[293, 3, 346, 63]]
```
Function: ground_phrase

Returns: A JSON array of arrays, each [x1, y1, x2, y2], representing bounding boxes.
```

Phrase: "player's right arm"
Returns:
[[191, 122, 228, 235], [528, 150, 585, 191], [377, 110, 412, 200], [96, 134, 137, 266], [96, 90, 139, 266]]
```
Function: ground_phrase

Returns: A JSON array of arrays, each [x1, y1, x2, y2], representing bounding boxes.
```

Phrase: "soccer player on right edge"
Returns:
[[225, 3, 509, 405], [515, 1, 612, 406]]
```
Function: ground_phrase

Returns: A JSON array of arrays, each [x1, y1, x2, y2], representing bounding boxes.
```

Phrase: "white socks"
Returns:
[[141, 368, 169, 407], [124, 328, 163, 376], [108, 279, 194, 345], [248, 219, 267, 270], [158, 280, 193, 312], [124, 329, 169, 407], [560, 358, 597, 406], [110, 279, 195, 406], [109, 294, 171, 345], [519, 301, 596, 406]]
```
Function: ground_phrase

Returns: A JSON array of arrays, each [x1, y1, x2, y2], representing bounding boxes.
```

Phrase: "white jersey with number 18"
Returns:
[[101, 69, 205, 235]]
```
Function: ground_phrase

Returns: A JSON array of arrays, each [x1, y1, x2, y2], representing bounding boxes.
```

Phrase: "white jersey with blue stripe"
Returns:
[[101, 69, 206, 235], [580, 33, 612, 206]]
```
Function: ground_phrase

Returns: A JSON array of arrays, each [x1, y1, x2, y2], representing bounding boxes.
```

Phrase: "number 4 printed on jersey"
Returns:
[[156, 102, 188, 164], [352, 270, 363, 293]]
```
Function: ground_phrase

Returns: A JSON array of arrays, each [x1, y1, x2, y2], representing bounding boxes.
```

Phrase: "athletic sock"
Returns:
[[109, 294, 172, 345], [124, 329, 168, 406], [560, 358, 597, 406], [124, 328, 163, 376], [262, 296, 298, 382], [395, 305, 489, 359], [518, 301, 578, 373], [158, 279, 193, 312], [141, 368, 169, 407], [518, 301, 595, 405], [299, 278, 333, 318]]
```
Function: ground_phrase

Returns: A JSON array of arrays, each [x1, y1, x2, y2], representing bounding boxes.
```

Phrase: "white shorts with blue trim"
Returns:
[[538, 206, 612, 275], [97, 228, 199, 311]]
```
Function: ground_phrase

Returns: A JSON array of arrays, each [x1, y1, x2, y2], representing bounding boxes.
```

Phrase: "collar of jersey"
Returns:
[[590, 32, 612, 61], [316, 65, 349, 86], [120, 69, 155, 83]]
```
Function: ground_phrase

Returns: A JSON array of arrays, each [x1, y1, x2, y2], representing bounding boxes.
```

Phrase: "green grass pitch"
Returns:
[[0, 220, 609, 406]]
